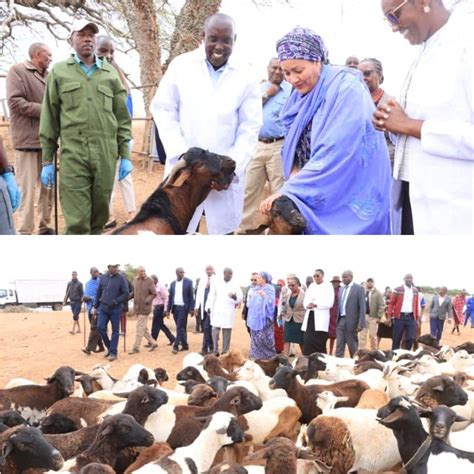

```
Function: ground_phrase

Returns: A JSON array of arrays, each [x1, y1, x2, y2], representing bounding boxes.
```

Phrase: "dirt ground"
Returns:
[[0, 309, 473, 387]]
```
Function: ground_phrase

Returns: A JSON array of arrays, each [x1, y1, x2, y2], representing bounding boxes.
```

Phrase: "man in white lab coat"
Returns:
[[206, 267, 243, 355], [194, 264, 216, 354], [151, 13, 262, 235]]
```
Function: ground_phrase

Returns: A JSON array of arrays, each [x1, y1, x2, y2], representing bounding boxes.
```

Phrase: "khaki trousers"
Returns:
[[133, 313, 155, 350], [15, 150, 53, 234], [358, 315, 378, 351], [239, 141, 284, 231], [109, 160, 136, 216]]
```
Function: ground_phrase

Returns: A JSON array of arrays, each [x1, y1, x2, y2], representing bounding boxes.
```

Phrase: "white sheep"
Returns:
[[236, 360, 287, 399], [134, 411, 243, 473]]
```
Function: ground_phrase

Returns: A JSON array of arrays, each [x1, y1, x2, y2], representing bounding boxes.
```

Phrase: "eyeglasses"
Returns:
[[362, 70, 376, 78], [385, 0, 408, 26]]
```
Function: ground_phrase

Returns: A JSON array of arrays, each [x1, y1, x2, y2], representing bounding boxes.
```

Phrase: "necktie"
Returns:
[[339, 285, 348, 316]]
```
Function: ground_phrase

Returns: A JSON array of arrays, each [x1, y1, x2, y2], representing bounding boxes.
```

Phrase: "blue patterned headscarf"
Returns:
[[259, 271, 272, 284], [277, 27, 328, 63]]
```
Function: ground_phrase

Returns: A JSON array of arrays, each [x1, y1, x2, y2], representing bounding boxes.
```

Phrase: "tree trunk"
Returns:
[[166, 0, 222, 68], [119, 0, 162, 113]]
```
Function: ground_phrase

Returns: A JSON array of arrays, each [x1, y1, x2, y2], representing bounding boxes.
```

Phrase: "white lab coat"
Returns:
[[151, 47, 263, 235], [393, 2, 474, 234], [302, 281, 334, 332], [206, 279, 243, 329], [195, 274, 216, 320]]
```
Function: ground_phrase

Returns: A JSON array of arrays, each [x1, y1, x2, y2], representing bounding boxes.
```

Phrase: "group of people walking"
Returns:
[[64, 264, 472, 362]]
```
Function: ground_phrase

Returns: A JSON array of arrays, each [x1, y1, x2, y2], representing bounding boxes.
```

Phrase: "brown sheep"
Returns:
[[415, 375, 468, 408], [188, 384, 218, 407], [245, 436, 323, 474], [255, 354, 292, 377], [270, 367, 370, 424], [203, 355, 237, 381], [306, 416, 355, 474], [46, 397, 117, 427], [79, 463, 116, 473], [124, 442, 173, 473], [355, 389, 390, 409], [220, 349, 246, 372]]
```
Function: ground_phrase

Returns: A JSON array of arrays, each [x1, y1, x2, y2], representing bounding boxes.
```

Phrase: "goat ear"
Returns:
[[455, 415, 468, 423], [0, 440, 13, 466], [100, 424, 115, 436], [170, 169, 192, 187], [432, 384, 445, 392], [46, 376, 56, 384], [113, 392, 130, 398], [74, 370, 86, 376], [380, 408, 405, 424]]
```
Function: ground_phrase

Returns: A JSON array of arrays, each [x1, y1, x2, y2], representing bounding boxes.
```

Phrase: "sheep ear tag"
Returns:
[[141, 396, 150, 404], [170, 169, 192, 187], [381, 408, 405, 423], [0, 440, 13, 465]]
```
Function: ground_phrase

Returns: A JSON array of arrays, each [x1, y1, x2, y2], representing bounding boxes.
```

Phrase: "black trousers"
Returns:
[[151, 304, 175, 343], [401, 181, 414, 235], [303, 311, 328, 355]]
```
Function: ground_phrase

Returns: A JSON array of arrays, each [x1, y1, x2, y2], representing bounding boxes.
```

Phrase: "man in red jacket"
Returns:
[[387, 273, 419, 350]]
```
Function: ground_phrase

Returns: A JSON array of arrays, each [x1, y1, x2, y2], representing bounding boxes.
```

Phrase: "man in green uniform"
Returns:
[[39, 20, 132, 234]]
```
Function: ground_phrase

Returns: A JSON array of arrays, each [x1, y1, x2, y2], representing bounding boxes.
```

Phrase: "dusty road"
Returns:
[[0, 309, 472, 386]]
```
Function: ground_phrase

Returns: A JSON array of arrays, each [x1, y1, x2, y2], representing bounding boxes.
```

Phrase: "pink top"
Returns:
[[152, 283, 168, 308]]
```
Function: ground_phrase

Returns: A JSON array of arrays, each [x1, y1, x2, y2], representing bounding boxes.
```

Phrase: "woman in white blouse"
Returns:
[[375, 0, 473, 235], [301, 269, 334, 355]]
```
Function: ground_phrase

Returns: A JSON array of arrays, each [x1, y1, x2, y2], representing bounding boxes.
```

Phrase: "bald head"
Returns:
[[28, 43, 52, 72], [96, 35, 114, 62], [203, 13, 236, 69], [204, 13, 236, 34]]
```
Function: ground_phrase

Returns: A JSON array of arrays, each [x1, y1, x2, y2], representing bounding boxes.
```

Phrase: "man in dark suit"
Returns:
[[429, 286, 452, 343], [166, 267, 194, 354], [336, 270, 365, 358]]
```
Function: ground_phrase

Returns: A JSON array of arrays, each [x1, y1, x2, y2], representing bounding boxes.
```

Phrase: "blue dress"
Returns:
[[247, 284, 276, 359]]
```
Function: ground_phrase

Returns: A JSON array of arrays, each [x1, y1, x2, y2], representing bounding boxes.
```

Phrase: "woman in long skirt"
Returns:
[[247, 272, 276, 360]]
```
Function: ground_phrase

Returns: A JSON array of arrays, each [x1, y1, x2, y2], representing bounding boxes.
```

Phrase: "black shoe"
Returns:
[[144, 343, 152, 348], [180, 346, 189, 351], [82, 348, 91, 355], [149, 344, 158, 352], [104, 352, 110, 358], [172, 346, 179, 354], [94, 347, 105, 353], [38, 227, 56, 235]]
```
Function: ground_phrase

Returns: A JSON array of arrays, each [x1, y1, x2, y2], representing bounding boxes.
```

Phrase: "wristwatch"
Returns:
[[0, 165, 14, 175]]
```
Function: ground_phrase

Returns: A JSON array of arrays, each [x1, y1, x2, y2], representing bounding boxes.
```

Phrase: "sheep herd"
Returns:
[[1, 338, 474, 473]]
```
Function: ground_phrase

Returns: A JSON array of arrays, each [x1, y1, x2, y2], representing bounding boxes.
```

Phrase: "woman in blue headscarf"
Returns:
[[260, 27, 391, 235], [247, 271, 276, 359]]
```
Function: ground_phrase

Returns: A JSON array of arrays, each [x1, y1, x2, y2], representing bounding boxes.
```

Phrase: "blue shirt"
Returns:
[[205, 59, 227, 86], [259, 81, 291, 140], [84, 277, 100, 312], [73, 54, 103, 78]]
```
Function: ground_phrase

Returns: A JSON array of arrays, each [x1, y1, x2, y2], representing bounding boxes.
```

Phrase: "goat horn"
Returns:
[[161, 155, 187, 187]]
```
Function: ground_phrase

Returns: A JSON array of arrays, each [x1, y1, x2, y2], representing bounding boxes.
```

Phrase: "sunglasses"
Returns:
[[385, 0, 408, 26]]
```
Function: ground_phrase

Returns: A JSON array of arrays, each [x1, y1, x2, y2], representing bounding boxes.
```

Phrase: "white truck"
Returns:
[[0, 279, 68, 311]]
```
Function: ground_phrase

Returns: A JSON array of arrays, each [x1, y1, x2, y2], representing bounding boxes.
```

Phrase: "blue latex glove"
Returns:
[[2, 172, 21, 212], [40, 163, 55, 188], [118, 158, 133, 181]]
